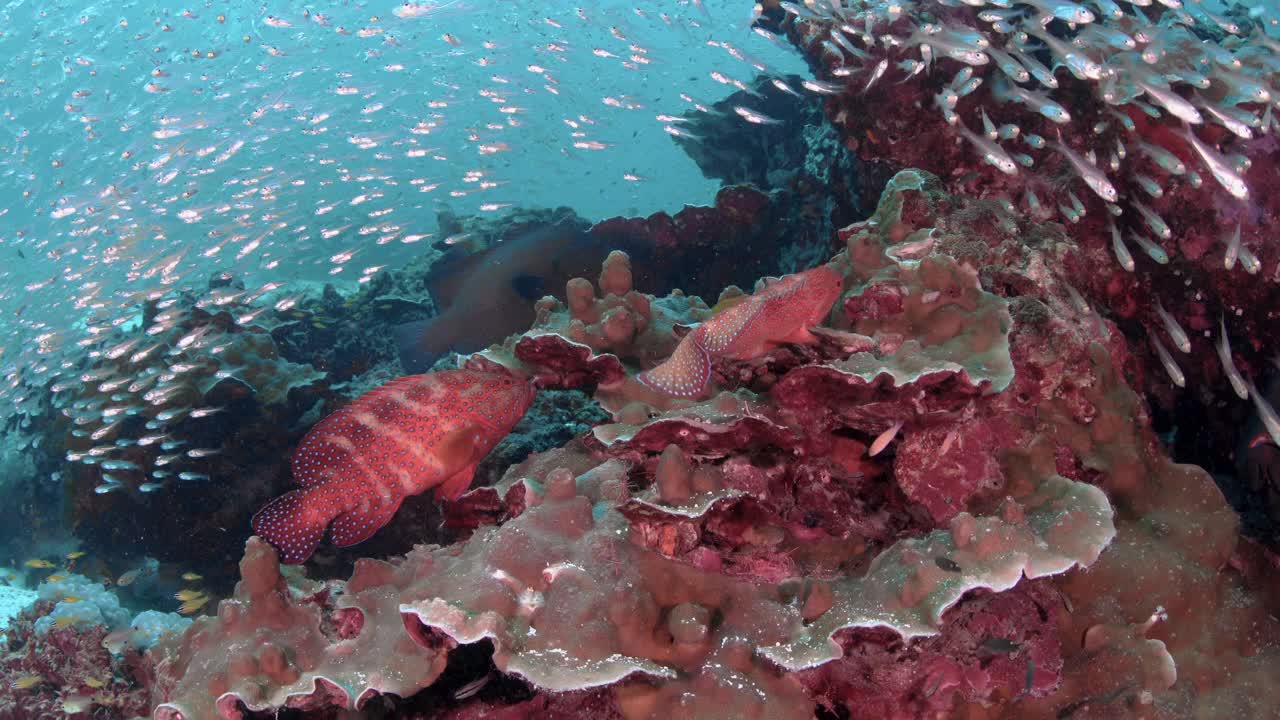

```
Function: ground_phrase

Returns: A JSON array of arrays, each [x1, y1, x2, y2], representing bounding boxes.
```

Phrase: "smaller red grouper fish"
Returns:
[[253, 369, 535, 564], [638, 263, 844, 398]]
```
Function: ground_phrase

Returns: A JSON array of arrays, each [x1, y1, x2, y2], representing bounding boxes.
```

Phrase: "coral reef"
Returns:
[[34, 574, 131, 636], [1, 600, 151, 720], [124, 611, 194, 652], [10, 2, 1280, 718], [669, 73, 870, 270], [152, 452, 1109, 719], [136, 170, 1280, 719], [757, 0, 1280, 540]]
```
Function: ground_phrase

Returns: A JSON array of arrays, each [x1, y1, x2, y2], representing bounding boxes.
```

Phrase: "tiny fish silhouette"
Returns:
[[253, 369, 535, 563], [638, 264, 844, 398]]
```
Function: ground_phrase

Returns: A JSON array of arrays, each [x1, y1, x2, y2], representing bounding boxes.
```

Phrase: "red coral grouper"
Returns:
[[253, 369, 535, 563], [638, 263, 844, 398]]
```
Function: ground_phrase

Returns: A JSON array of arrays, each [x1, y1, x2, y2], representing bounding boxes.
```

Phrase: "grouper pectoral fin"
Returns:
[[434, 425, 485, 500]]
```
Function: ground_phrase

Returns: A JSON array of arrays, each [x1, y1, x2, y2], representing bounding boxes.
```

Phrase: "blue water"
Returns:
[[0, 0, 806, 371]]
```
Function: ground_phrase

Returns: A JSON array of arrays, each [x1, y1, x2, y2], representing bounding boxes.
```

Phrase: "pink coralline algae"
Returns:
[[139, 170, 1280, 719], [477, 249, 708, 395]]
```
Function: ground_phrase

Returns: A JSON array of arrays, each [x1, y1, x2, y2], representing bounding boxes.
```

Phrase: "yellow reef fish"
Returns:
[[65, 551, 86, 560], [62, 596, 82, 604], [174, 589, 205, 602], [178, 595, 209, 615], [181, 572, 203, 582], [84, 677, 106, 689], [24, 559, 54, 569], [9, 674, 41, 690]]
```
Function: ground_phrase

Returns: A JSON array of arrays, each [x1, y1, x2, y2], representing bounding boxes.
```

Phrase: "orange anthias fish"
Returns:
[[253, 369, 536, 564], [638, 264, 844, 398]]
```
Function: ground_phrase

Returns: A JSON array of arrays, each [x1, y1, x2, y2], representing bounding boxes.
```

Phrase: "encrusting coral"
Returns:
[[135, 169, 1280, 720], [150, 537, 446, 720]]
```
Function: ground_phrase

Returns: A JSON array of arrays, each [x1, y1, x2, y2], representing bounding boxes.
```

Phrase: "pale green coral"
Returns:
[[842, 245, 1015, 394], [761, 473, 1114, 669]]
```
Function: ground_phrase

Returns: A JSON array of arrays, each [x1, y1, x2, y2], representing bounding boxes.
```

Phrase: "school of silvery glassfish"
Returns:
[[753, 0, 1279, 440]]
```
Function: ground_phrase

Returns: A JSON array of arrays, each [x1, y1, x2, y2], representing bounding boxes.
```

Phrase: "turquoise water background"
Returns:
[[0, 0, 1269, 409], [0, 0, 810, 382]]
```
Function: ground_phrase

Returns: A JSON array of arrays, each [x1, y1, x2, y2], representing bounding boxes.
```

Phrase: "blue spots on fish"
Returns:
[[253, 370, 535, 563], [329, 495, 404, 547], [637, 331, 712, 398], [251, 488, 327, 565]]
